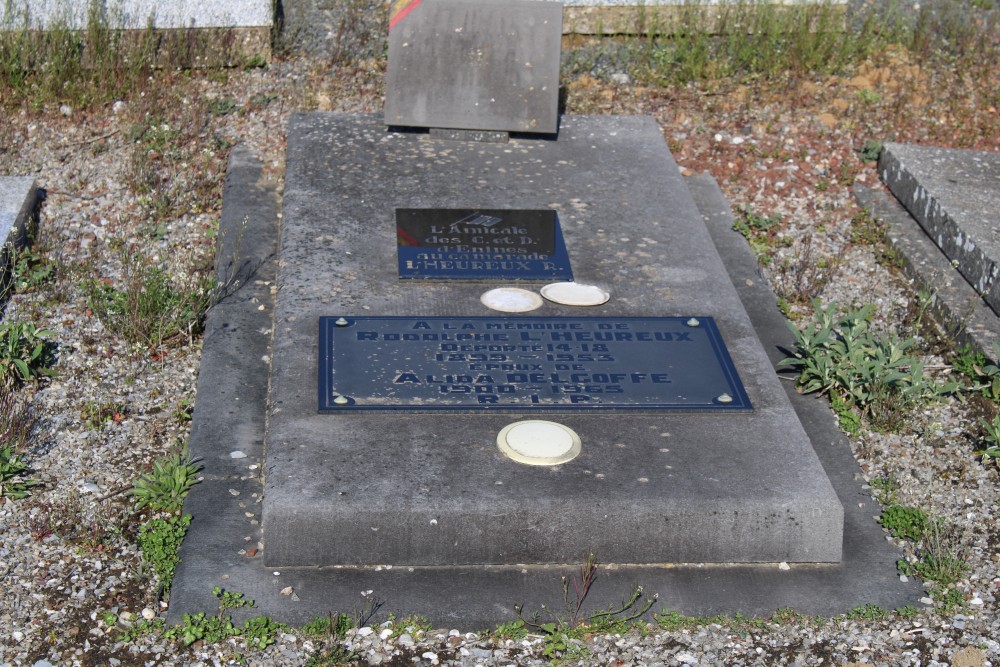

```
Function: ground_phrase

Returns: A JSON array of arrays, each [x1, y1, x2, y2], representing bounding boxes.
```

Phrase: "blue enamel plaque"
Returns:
[[396, 208, 573, 281], [319, 316, 751, 412]]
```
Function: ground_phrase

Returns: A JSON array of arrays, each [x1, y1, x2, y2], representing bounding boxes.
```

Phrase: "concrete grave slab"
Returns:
[[169, 157, 917, 629], [263, 112, 843, 568], [384, 0, 562, 134], [879, 143, 1000, 315], [0, 176, 39, 293], [854, 184, 1000, 359]]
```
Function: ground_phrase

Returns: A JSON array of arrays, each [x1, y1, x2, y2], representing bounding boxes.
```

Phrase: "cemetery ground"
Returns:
[[1, 3, 999, 665]]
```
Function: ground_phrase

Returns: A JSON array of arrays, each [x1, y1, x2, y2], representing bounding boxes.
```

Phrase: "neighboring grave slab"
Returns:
[[384, 0, 563, 133], [880, 143, 1000, 314], [265, 112, 843, 567], [396, 208, 572, 281], [0, 176, 39, 288]]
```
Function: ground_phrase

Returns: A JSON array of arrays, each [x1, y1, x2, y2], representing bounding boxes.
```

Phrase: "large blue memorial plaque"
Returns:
[[396, 208, 573, 281], [318, 316, 751, 412]]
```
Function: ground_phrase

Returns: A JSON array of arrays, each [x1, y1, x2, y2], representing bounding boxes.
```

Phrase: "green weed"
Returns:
[[115, 617, 165, 643], [137, 512, 191, 592], [780, 300, 958, 432], [0, 320, 57, 389], [897, 522, 969, 591], [846, 604, 889, 621], [977, 416, 1000, 462], [515, 552, 656, 659], [6, 245, 55, 294], [492, 618, 528, 640], [870, 475, 900, 506], [880, 505, 931, 542], [130, 443, 200, 512], [164, 587, 284, 649], [300, 612, 354, 639], [386, 613, 432, 638], [80, 400, 127, 429], [832, 393, 861, 436], [86, 252, 213, 352], [732, 207, 784, 263], [861, 140, 884, 162], [0, 442, 38, 500], [952, 343, 1000, 401]]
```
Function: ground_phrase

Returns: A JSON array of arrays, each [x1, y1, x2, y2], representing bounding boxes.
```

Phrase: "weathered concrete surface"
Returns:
[[168, 163, 916, 628], [264, 113, 842, 568], [169, 145, 278, 625], [879, 143, 1000, 315], [385, 0, 562, 134]]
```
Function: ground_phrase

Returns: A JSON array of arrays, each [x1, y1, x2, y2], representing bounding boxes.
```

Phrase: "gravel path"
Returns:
[[1, 14, 998, 667]]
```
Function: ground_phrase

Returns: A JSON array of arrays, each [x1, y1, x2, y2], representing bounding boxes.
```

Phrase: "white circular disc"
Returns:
[[497, 420, 582, 466], [540, 282, 610, 306], [480, 287, 543, 313]]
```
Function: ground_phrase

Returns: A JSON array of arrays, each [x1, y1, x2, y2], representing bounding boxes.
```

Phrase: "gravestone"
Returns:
[[263, 112, 843, 567], [258, 0, 841, 570], [384, 0, 563, 134]]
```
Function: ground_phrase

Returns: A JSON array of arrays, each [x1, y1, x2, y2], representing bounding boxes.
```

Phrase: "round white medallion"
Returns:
[[497, 420, 582, 466], [480, 287, 543, 312], [540, 282, 610, 306]]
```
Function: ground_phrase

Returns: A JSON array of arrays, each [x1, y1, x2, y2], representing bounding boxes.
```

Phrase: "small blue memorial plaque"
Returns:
[[396, 208, 573, 281], [318, 316, 751, 412]]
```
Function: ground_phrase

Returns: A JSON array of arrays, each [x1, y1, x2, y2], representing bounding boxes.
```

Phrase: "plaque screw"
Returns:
[[335, 317, 349, 327], [686, 318, 700, 327], [333, 395, 349, 405], [716, 393, 733, 404]]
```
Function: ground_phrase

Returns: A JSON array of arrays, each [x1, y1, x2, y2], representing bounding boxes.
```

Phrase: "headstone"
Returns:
[[879, 143, 1000, 314], [264, 112, 843, 567], [384, 0, 563, 133]]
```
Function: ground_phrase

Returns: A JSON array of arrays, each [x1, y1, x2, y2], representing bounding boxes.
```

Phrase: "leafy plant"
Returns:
[[977, 416, 1000, 462], [0, 443, 38, 500], [780, 300, 958, 432], [300, 612, 354, 639], [81, 400, 127, 429], [880, 505, 931, 542], [130, 443, 201, 512], [164, 587, 284, 648], [7, 245, 55, 293], [952, 343, 1000, 401], [897, 521, 968, 591], [732, 207, 785, 263], [515, 552, 656, 658], [86, 252, 213, 351], [832, 393, 861, 436], [870, 475, 900, 506], [173, 397, 194, 423], [137, 513, 191, 592], [861, 140, 884, 162], [847, 604, 889, 621], [0, 320, 57, 389]]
